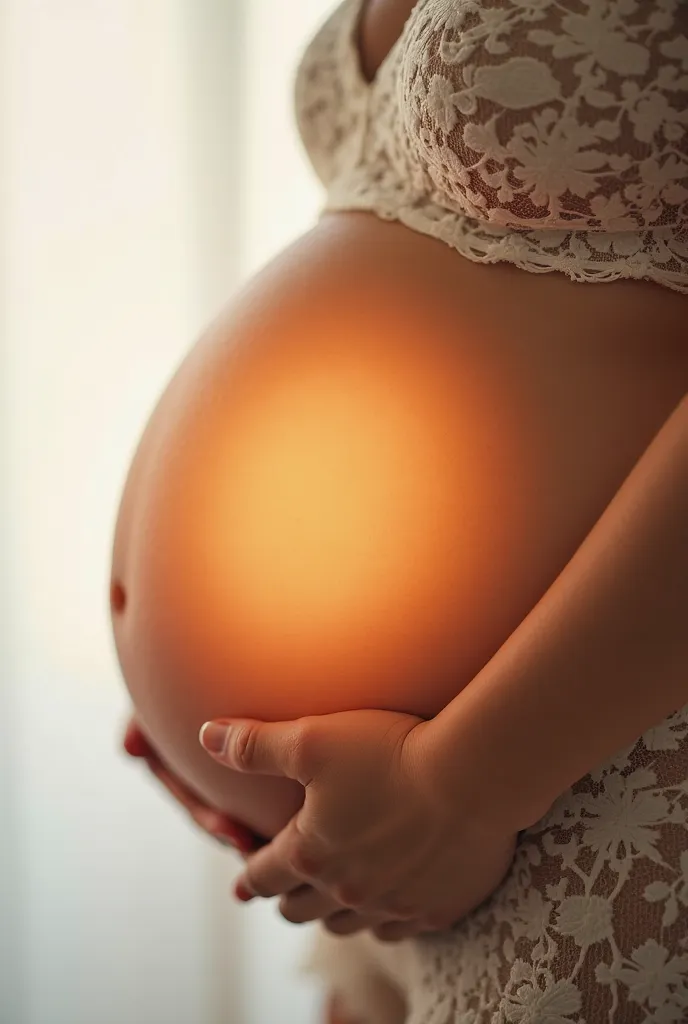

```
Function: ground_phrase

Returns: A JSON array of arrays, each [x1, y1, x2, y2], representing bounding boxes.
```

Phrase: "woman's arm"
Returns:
[[199, 390, 688, 933], [428, 390, 688, 832]]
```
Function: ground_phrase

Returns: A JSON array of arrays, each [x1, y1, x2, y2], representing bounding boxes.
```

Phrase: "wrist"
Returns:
[[417, 394, 688, 837], [418, 709, 554, 836]]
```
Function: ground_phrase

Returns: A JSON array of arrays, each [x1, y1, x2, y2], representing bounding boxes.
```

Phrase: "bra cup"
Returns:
[[397, 0, 688, 234], [294, 0, 688, 292]]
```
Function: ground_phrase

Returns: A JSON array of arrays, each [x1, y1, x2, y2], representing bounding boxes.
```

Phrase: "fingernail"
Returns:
[[199, 722, 231, 757], [234, 882, 255, 902]]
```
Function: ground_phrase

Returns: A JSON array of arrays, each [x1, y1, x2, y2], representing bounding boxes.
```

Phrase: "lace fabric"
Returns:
[[294, 0, 688, 291], [293, 5, 688, 1018], [300, 700, 688, 1023]]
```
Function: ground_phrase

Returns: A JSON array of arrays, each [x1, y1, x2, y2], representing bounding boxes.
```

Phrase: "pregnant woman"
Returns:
[[115, 1, 688, 1021]]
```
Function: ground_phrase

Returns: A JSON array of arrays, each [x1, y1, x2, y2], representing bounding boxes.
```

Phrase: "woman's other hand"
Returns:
[[122, 715, 262, 856], [199, 709, 519, 934], [122, 713, 430, 941]]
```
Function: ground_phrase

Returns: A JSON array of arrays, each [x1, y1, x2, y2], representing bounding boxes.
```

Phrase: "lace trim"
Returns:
[[295, 0, 688, 294], [299, 700, 688, 1023], [323, 188, 688, 291]]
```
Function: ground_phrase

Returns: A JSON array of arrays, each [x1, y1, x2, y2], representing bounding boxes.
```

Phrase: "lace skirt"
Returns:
[[299, 702, 688, 1024]]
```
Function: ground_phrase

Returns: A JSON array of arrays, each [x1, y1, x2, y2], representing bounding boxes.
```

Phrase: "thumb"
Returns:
[[199, 718, 314, 783]]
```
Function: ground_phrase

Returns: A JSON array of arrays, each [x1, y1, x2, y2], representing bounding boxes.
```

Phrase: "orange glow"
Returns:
[[110, 211, 607, 838], [170, 329, 488, 714], [222, 363, 447, 623], [110, 235, 539, 834]]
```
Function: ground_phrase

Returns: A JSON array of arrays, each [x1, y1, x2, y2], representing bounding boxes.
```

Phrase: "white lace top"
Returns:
[[294, 0, 688, 293]]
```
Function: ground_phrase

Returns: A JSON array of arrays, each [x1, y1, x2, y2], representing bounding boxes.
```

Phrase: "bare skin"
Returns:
[[116, 3, 688, 1022], [356, 0, 419, 83], [115, 214, 688, 833]]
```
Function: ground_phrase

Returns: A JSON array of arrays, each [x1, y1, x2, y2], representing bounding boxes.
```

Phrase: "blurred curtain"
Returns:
[[1, 1, 333, 1022]]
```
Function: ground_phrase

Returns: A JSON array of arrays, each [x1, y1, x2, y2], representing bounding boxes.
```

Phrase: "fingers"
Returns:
[[278, 885, 342, 925], [236, 825, 415, 914], [151, 761, 260, 854], [123, 715, 264, 856], [199, 718, 319, 785], [275, 874, 413, 927], [123, 720, 211, 826], [144, 758, 220, 827], [277, 886, 427, 942], [127, 735, 257, 855], [122, 718, 155, 758], [322, 909, 384, 937], [236, 818, 326, 899]]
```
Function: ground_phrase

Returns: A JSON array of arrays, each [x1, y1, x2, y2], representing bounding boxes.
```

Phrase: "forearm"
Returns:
[[429, 391, 688, 832]]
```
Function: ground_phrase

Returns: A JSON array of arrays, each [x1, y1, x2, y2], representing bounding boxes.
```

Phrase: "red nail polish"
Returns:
[[234, 882, 255, 902], [215, 821, 264, 856], [218, 828, 253, 855]]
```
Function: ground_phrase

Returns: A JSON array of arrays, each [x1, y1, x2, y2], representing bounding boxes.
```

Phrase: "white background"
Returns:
[[1, 1, 336, 1022]]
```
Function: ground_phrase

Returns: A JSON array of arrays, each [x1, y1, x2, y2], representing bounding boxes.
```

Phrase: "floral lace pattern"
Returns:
[[301, 700, 688, 1023], [294, 0, 688, 291]]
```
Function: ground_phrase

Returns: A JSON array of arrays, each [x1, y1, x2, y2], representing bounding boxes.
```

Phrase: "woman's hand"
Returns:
[[122, 714, 425, 940], [122, 715, 262, 855], [199, 709, 519, 932]]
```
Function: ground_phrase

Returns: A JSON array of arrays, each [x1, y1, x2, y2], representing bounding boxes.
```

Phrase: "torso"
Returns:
[[111, 210, 688, 838]]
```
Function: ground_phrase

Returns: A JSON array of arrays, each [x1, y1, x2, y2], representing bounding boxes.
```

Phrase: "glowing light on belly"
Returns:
[[194, 345, 467, 658]]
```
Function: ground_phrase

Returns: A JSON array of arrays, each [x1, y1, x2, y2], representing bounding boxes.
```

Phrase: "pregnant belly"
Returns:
[[111, 212, 688, 839]]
